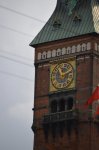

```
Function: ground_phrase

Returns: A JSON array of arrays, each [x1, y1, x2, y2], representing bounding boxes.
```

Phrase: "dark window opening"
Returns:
[[59, 99, 65, 112], [67, 97, 73, 110], [51, 100, 57, 113]]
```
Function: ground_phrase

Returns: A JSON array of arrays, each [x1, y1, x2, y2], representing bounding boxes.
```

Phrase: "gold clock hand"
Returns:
[[66, 68, 72, 74], [59, 67, 72, 79], [60, 68, 72, 79], [58, 68, 62, 75], [58, 68, 65, 79], [61, 71, 66, 76]]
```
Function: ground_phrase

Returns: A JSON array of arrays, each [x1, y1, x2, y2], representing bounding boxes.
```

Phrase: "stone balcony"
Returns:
[[43, 109, 78, 124]]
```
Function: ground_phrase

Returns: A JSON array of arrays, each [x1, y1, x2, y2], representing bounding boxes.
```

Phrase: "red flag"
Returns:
[[95, 106, 99, 116], [85, 85, 99, 107]]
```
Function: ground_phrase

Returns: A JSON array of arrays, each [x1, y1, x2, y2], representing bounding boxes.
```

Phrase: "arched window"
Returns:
[[51, 100, 57, 113], [66, 47, 71, 54], [95, 43, 98, 51], [87, 42, 91, 50], [47, 51, 51, 58], [62, 47, 66, 55], [37, 53, 42, 60], [98, 45, 99, 52], [52, 50, 56, 57], [42, 51, 47, 59], [81, 43, 86, 51], [56, 48, 61, 56], [59, 99, 65, 112], [72, 46, 76, 53], [77, 44, 81, 52], [67, 97, 73, 110]]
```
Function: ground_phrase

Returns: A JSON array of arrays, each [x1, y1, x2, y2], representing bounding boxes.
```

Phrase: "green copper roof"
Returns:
[[30, 0, 99, 47]]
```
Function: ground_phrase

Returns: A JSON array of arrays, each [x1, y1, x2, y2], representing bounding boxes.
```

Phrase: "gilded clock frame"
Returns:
[[50, 59, 76, 92]]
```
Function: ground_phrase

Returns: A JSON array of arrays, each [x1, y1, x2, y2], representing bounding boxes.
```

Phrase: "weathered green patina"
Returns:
[[30, 0, 99, 47], [68, 0, 78, 15]]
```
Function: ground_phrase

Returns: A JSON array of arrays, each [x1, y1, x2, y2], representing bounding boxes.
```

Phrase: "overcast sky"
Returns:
[[0, 0, 56, 150]]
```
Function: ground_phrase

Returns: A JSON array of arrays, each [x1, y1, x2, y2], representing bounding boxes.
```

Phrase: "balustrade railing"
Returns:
[[43, 109, 78, 124]]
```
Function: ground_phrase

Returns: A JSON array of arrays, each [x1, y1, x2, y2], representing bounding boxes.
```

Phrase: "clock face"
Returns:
[[51, 63, 74, 89]]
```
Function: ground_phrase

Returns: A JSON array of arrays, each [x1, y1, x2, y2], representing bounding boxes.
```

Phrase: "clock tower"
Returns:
[[30, 0, 99, 150]]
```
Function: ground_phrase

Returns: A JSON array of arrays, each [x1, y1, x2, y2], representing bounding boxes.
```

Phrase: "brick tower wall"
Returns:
[[33, 34, 99, 150]]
